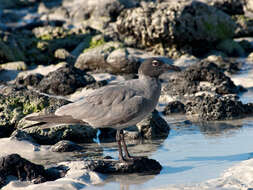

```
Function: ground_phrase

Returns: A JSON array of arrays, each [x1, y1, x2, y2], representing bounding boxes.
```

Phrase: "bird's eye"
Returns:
[[152, 60, 160, 67]]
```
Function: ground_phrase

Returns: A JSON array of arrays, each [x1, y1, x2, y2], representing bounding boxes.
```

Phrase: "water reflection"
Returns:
[[107, 174, 155, 188], [168, 118, 244, 137], [196, 121, 243, 136], [101, 138, 166, 159]]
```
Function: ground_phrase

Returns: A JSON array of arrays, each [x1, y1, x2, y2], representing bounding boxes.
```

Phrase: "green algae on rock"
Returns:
[[0, 85, 70, 138]]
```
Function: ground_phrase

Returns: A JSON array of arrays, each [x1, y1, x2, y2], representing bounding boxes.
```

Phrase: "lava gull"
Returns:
[[26, 58, 180, 162]]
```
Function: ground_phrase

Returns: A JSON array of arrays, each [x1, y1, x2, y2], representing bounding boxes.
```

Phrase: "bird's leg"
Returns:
[[121, 129, 144, 161], [116, 129, 124, 162], [120, 129, 132, 160]]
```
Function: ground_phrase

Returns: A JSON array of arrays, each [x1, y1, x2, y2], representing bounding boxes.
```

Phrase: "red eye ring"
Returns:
[[152, 60, 160, 67]]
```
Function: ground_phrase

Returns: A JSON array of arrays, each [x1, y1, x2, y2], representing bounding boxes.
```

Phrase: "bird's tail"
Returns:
[[24, 114, 88, 129]]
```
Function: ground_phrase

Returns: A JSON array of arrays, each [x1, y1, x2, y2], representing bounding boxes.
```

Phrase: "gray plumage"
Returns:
[[26, 58, 180, 161], [26, 58, 180, 130]]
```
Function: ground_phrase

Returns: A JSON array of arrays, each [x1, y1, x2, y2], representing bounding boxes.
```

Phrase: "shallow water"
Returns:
[[81, 116, 253, 190], [82, 60, 253, 190], [2, 59, 253, 190]]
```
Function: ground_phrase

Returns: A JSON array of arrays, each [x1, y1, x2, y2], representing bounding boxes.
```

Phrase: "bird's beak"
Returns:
[[163, 64, 181, 72]]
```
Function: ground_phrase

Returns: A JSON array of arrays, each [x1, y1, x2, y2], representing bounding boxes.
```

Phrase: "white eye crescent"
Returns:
[[152, 60, 160, 67]]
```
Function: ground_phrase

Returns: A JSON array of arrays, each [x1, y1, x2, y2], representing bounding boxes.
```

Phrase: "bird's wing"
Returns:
[[55, 85, 147, 127]]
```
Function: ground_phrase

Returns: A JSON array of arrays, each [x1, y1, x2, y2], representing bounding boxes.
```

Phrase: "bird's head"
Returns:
[[138, 58, 181, 78]]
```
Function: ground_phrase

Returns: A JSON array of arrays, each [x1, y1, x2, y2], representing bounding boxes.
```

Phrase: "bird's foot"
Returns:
[[124, 155, 146, 161]]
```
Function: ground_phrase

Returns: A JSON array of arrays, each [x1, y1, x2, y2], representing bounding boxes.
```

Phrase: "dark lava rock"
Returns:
[[208, 0, 246, 15], [115, 1, 236, 56], [162, 61, 243, 97], [162, 101, 186, 115], [36, 64, 95, 95], [84, 157, 162, 175], [51, 140, 83, 152], [0, 154, 48, 188], [137, 110, 170, 139], [16, 73, 44, 87], [185, 94, 253, 121]]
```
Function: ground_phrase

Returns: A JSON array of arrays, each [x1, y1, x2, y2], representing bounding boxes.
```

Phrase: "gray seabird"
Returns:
[[26, 58, 180, 162]]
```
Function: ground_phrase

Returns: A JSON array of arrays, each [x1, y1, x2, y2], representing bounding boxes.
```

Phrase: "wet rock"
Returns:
[[185, 94, 253, 120], [0, 85, 70, 138], [162, 61, 243, 98], [75, 41, 172, 74], [0, 154, 48, 188], [36, 64, 95, 95], [84, 157, 162, 174], [18, 122, 97, 145], [51, 140, 83, 152], [136, 110, 170, 139], [10, 130, 37, 144], [162, 101, 186, 115], [45, 165, 68, 181], [115, 1, 236, 57]]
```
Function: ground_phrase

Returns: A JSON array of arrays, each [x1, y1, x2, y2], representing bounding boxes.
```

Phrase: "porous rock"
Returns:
[[16, 73, 44, 87], [207, 0, 246, 15], [18, 122, 97, 145], [162, 61, 243, 97], [84, 157, 162, 174], [0, 85, 70, 138], [185, 94, 253, 120], [136, 110, 170, 139], [115, 1, 236, 56], [36, 64, 95, 95], [162, 101, 185, 115], [0, 154, 47, 188], [51, 140, 83, 152]]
